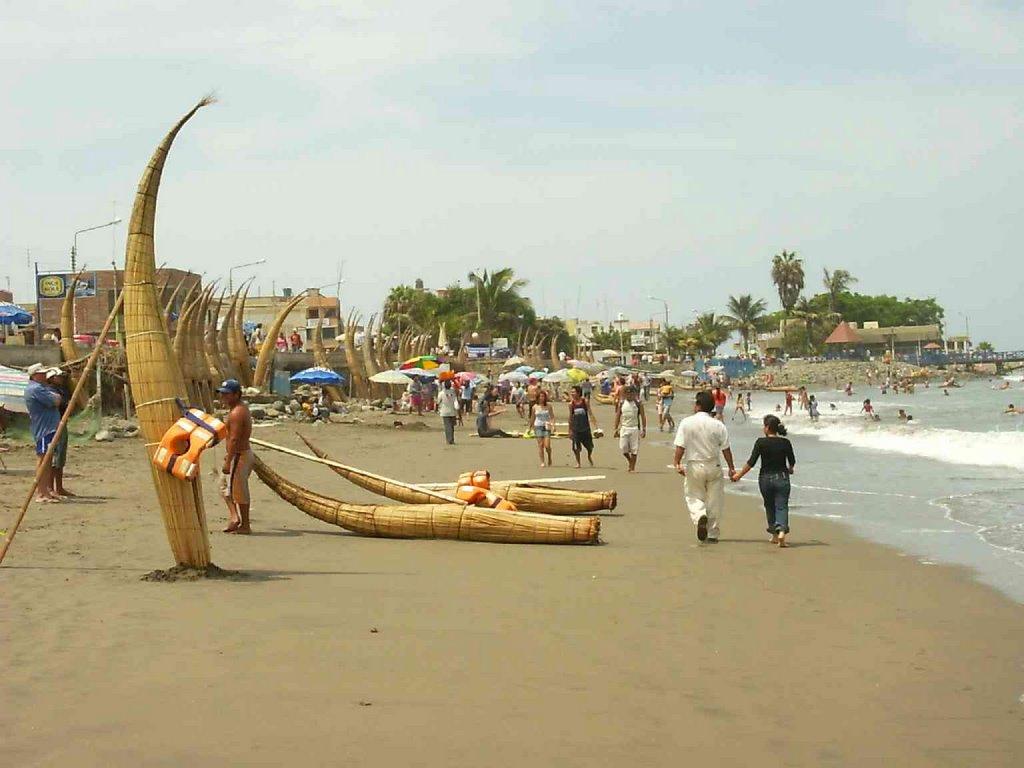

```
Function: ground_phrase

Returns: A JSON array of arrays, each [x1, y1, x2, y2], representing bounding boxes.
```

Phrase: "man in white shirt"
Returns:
[[673, 390, 737, 542], [436, 380, 459, 445], [613, 386, 647, 472]]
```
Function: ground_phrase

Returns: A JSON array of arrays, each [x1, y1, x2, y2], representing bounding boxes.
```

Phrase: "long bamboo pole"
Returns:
[[0, 291, 125, 567], [419, 474, 606, 489], [249, 437, 462, 505]]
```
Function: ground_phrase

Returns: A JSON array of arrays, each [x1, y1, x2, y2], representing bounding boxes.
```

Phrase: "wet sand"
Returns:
[[2, 404, 1023, 766]]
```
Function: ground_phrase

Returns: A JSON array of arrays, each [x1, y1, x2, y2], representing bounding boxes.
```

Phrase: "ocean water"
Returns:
[[719, 378, 1024, 602]]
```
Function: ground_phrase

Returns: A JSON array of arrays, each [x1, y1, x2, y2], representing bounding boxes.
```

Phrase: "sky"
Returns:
[[2, 1, 1023, 347]]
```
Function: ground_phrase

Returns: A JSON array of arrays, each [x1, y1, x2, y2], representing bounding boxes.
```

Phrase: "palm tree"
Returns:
[[791, 296, 830, 354], [771, 250, 804, 315], [822, 268, 858, 314], [722, 294, 768, 354], [690, 312, 731, 356], [466, 268, 531, 331]]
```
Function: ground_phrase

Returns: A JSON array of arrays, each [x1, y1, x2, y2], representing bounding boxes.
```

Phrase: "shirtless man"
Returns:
[[217, 379, 254, 534]]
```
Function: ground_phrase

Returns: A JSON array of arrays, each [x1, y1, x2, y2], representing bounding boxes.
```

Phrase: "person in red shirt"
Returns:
[[288, 329, 303, 352], [712, 386, 728, 421]]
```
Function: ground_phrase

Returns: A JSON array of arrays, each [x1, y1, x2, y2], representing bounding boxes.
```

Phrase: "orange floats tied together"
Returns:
[[454, 471, 517, 511], [152, 401, 227, 482]]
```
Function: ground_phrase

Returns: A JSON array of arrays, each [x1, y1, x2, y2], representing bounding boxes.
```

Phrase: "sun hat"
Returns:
[[45, 367, 64, 379], [26, 363, 47, 376]]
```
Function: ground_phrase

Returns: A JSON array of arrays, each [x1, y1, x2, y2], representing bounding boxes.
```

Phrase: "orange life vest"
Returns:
[[152, 404, 227, 482], [456, 469, 491, 490], [455, 485, 517, 512]]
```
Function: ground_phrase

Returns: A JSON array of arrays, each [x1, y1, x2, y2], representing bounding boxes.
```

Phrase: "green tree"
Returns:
[[822, 268, 858, 314], [976, 341, 994, 352], [466, 268, 532, 333], [382, 284, 438, 335], [590, 328, 630, 352], [722, 294, 768, 354], [771, 250, 804, 315], [690, 312, 731, 356], [790, 296, 832, 354]]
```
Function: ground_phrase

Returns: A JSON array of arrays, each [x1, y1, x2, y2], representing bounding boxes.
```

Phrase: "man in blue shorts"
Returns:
[[24, 363, 63, 503]]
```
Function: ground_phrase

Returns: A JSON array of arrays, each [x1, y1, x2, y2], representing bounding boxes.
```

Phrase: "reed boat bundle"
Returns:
[[217, 289, 241, 381], [550, 335, 562, 370], [374, 327, 391, 371], [161, 278, 186, 337], [594, 393, 615, 405], [298, 435, 617, 514], [251, 290, 307, 390], [343, 311, 368, 398], [228, 285, 253, 386], [203, 289, 227, 387], [397, 329, 412, 363], [311, 318, 346, 402], [58, 270, 90, 410], [122, 97, 213, 568], [361, 313, 382, 397], [252, 454, 600, 544], [172, 287, 202, 406]]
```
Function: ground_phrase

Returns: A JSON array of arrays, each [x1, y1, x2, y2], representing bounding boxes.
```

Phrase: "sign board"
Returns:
[[630, 333, 649, 348], [492, 337, 509, 350], [37, 272, 97, 300], [466, 345, 490, 359]]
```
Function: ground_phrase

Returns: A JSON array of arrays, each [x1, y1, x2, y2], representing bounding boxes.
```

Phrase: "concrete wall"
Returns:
[[0, 344, 63, 368]]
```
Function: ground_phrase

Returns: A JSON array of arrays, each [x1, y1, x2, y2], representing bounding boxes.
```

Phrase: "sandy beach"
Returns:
[[2, 403, 1023, 766]]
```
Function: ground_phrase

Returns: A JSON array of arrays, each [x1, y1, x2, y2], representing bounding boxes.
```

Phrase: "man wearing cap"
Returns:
[[45, 367, 76, 497], [216, 379, 254, 534], [24, 363, 63, 503]]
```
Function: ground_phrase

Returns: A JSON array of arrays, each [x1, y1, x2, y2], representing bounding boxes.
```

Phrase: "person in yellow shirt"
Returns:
[[657, 379, 675, 432]]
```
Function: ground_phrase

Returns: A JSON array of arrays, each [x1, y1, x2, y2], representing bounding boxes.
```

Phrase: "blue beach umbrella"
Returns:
[[0, 302, 33, 326], [289, 366, 346, 386], [515, 365, 534, 374]]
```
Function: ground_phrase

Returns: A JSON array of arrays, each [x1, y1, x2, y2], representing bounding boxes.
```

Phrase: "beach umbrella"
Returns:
[[658, 369, 677, 379], [532, 370, 548, 379], [290, 366, 346, 386], [455, 371, 479, 382], [0, 302, 33, 326], [515, 365, 534, 374], [414, 368, 439, 378], [566, 368, 589, 383], [543, 369, 574, 384], [370, 369, 413, 385], [568, 360, 605, 375], [678, 370, 698, 377], [0, 364, 29, 413], [503, 355, 525, 368], [437, 322, 448, 351], [500, 371, 528, 383], [400, 355, 440, 370]]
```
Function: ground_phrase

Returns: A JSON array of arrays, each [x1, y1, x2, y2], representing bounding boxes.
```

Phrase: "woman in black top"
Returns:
[[732, 415, 796, 547]]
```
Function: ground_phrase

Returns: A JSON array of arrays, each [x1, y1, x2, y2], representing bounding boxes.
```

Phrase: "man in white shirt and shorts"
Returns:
[[613, 386, 646, 472], [673, 390, 737, 542]]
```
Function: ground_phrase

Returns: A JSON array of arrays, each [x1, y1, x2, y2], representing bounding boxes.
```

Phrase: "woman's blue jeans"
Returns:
[[758, 471, 791, 534]]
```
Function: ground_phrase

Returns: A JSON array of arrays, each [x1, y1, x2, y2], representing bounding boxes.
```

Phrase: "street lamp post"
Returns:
[[71, 218, 122, 272], [648, 295, 669, 355], [228, 259, 267, 293]]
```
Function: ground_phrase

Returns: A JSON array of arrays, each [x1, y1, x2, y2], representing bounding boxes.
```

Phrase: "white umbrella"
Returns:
[[543, 369, 574, 384], [370, 370, 414, 385], [678, 370, 699, 377], [568, 360, 606, 374], [658, 369, 677, 379], [499, 371, 528, 383], [503, 355, 525, 368]]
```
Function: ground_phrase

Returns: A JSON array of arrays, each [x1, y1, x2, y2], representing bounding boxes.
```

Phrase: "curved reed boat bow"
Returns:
[[298, 435, 616, 514], [123, 97, 214, 567], [253, 454, 599, 544]]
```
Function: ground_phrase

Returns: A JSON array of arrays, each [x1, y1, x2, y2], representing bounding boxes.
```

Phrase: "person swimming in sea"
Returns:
[[1005, 403, 1023, 415], [897, 408, 913, 422]]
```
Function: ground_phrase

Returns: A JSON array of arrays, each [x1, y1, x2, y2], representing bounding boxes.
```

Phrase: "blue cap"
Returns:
[[216, 378, 242, 394]]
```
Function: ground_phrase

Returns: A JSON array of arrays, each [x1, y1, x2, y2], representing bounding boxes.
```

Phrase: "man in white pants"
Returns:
[[673, 390, 737, 542]]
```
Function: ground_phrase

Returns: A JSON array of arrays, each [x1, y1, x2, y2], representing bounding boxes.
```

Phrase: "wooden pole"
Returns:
[[249, 437, 463, 505], [419, 474, 606, 489], [0, 290, 125, 567]]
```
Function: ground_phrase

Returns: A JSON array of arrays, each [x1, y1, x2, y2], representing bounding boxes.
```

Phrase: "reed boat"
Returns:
[[253, 454, 600, 544], [298, 435, 616, 514], [123, 98, 214, 567]]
